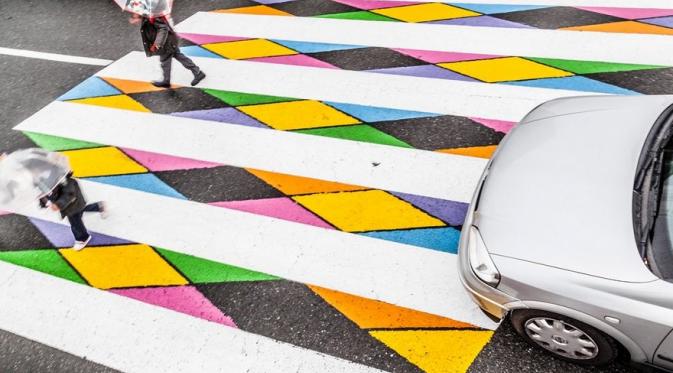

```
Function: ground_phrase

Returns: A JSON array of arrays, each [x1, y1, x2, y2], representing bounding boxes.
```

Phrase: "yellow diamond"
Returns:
[[60, 244, 188, 289]]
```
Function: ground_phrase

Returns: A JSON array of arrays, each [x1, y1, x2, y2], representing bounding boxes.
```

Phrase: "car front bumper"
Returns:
[[458, 224, 521, 319], [457, 164, 521, 320]]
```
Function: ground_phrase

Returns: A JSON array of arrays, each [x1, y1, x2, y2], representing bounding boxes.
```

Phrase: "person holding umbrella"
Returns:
[[39, 174, 108, 251], [0, 149, 107, 251], [122, 0, 206, 88]]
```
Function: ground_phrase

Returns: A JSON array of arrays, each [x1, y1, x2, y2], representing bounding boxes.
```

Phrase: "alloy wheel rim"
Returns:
[[524, 317, 599, 360]]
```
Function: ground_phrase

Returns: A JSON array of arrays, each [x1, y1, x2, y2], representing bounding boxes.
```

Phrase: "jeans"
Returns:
[[67, 202, 101, 242], [160, 50, 201, 82]]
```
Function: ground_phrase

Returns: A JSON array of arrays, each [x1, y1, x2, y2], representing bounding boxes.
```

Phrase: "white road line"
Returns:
[[0, 47, 112, 66], [97, 52, 591, 122], [3, 181, 498, 330], [404, 0, 673, 9], [15, 101, 487, 203], [177, 13, 673, 66], [0, 261, 384, 372]]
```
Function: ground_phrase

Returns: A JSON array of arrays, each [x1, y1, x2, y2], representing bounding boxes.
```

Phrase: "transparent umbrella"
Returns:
[[0, 148, 71, 208], [113, 0, 173, 17]]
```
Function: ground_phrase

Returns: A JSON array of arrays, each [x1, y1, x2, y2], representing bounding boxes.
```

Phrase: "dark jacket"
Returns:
[[40, 176, 87, 219], [141, 16, 178, 57]]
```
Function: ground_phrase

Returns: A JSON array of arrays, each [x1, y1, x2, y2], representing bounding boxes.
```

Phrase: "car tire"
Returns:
[[510, 309, 619, 366]]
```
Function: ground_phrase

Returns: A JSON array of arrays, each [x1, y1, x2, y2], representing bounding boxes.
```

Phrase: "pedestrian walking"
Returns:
[[0, 149, 107, 251], [126, 0, 206, 88], [39, 174, 108, 251]]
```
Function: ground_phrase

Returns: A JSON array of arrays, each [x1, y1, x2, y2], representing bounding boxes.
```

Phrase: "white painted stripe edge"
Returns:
[[177, 13, 673, 66], [400, 0, 673, 9], [0, 47, 112, 66], [95, 52, 593, 122], [15, 101, 488, 203], [3, 180, 497, 329]]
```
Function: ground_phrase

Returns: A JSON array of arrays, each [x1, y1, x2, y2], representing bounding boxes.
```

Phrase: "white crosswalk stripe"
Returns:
[[5, 180, 498, 330], [0, 261, 383, 372], [15, 101, 487, 202], [399, 0, 673, 9], [98, 52, 592, 122], [177, 12, 673, 66]]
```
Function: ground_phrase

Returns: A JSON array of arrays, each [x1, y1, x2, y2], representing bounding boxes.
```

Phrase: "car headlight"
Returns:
[[467, 226, 501, 287]]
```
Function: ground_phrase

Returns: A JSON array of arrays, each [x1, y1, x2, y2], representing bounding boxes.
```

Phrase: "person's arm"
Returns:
[[152, 18, 171, 52], [51, 182, 76, 211], [40, 184, 59, 208], [45, 189, 62, 210]]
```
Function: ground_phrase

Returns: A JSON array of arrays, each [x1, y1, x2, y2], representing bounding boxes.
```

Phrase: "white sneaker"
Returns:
[[72, 235, 92, 251], [99, 201, 108, 219]]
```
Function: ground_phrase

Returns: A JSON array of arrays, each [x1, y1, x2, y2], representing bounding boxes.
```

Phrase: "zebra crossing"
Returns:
[[10, 178, 488, 324], [382, 0, 673, 9], [177, 12, 673, 65], [95, 52, 583, 119], [16, 101, 488, 202], [3, 0, 673, 371], [0, 261, 378, 372]]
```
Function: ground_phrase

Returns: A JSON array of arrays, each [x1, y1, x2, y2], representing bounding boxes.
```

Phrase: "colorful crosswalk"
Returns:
[[177, 11, 673, 65], [206, 0, 673, 34], [3, 0, 673, 372]]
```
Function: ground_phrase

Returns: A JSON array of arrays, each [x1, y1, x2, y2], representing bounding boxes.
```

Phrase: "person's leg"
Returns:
[[174, 51, 206, 86], [153, 52, 173, 87], [67, 212, 89, 242], [82, 202, 101, 213], [82, 201, 108, 219], [173, 50, 200, 75]]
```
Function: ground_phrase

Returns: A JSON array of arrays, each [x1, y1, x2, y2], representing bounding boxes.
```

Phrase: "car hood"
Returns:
[[475, 95, 673, 282]]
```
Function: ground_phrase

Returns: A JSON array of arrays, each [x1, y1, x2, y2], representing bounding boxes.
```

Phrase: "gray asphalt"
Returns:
[[469, 320, 640, 373], [0, 0, 247, 60], [0, 55, 100, 152], [0, 0, 251, 154], [0, 1, 655, 372], [0, 329, 118, 373]]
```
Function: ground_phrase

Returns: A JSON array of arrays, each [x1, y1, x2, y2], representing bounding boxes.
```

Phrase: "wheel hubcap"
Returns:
[[524, 317, 599, 360], [552, 335, 567, 345]]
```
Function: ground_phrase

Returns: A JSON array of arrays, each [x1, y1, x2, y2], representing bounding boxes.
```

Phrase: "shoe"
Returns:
[[99, 201, 108, 219], [72, 235, 92, 251], [191, 71, 206, 86], [151, 80, 171, 88]]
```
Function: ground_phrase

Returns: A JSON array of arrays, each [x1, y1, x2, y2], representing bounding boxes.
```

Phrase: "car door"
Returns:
[[655, 330, 673, 370]]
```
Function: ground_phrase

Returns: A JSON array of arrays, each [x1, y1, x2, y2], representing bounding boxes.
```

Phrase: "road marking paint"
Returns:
[[96, 52, 590, 122], [399, 0, 673, 9], [15, 101, 488, 202], [177, 12, 673, 66], [3, 181, 498, 329], [0, 261, 383, 372], [371, 329, 494, 373], [0, 47, 112, 66]]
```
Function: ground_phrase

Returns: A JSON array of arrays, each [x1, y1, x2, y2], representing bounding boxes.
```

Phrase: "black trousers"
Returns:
[[67, 203, 101, 242], [159, 50, 201, 82]]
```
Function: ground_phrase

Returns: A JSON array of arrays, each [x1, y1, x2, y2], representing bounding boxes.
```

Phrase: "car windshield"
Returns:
[[651, 147, 673, 280]]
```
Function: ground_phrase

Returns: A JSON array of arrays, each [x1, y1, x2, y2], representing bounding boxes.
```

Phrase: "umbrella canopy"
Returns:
[[113, 0, 173, 17], [0, 149, 71, 208]]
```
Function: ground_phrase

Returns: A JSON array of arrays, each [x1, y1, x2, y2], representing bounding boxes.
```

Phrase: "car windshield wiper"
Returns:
[[635, 165, 657, 261], [634, 105, 673, 260]]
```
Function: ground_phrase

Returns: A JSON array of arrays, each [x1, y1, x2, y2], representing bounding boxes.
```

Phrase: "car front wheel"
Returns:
[[510, 309, 619, 366]]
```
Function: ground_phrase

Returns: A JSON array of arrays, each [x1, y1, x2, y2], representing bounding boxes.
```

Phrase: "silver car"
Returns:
[[458, 95, 673, 370]]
